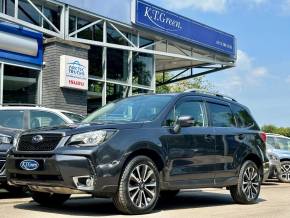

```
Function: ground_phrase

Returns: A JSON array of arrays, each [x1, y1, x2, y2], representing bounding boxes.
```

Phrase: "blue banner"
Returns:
[[133, 0, 236, 58], [0, 23, 43, 66]]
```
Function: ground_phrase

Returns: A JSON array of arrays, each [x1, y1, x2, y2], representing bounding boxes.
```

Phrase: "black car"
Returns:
[[6, 91, 269, 214]]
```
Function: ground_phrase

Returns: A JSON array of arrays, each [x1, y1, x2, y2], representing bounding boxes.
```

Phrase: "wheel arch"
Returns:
[[243, 153, 263, 171]]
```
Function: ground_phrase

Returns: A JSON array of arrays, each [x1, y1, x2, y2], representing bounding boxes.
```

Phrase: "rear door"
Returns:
[[164, 96, 216, 187]]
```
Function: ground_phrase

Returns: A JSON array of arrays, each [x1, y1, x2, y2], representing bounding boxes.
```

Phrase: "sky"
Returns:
[[146, 0, 290, 127]]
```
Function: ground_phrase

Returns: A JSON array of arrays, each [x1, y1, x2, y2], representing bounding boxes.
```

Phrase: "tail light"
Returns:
[[260, 132, 267, 143]]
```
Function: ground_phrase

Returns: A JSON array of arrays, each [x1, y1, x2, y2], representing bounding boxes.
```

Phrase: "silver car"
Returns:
[[266, 134, 290, 183]]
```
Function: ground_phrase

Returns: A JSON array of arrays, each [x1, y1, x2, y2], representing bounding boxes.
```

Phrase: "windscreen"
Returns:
[[83, 95, 173, 123]]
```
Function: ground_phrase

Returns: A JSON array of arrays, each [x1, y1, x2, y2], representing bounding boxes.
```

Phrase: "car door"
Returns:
[[163, 96, 216, 187], [206, 99, 243, 184]]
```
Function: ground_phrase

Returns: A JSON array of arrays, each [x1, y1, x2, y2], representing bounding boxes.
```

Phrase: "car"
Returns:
[[0, 106, 84, 193], [266, 133, 290, 183], [6, 90, 268, 215]]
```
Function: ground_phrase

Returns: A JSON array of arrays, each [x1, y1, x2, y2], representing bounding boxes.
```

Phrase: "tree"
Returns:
[[156, 73, 214, 94], [262, 125, 290, 137]]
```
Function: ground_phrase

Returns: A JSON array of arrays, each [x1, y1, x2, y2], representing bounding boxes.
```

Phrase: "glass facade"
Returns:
[[107, 83, 130, 103], [88, 46, 103, 78], [107, 48, 129, 82], [3, 65, 39, 104], [133, 52, 154, 87]]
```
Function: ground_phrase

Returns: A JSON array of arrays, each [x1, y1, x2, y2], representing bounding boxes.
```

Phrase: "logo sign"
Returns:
[[31, 135, 43, 144], [20, 160, 39, 171], [131, 0, 236, 58], [60, 55, 89, 90]]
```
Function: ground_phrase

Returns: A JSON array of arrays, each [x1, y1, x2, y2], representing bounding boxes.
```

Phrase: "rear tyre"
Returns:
[[278, 161, 290, 183], [31, 191, 71, 207], [230, 160, 261, 204], [113, 156, 160, 215]]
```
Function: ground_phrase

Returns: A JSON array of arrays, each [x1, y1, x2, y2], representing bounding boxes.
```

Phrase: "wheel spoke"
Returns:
[[144, 170, 154, 182], [129, 186, 139, 192], [136, 166, 142, 181], [130, 173, 140, 183], [144, 187, 155, 198], [142, 165, 148, 181], [142, 191, 149, 207], [130, 189, 139, 203], [137, 190, 142, 207]]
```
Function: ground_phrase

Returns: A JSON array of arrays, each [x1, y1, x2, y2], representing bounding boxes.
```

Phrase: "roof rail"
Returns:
[[185, 88, 237, 102], [0, 103, 41, 107]]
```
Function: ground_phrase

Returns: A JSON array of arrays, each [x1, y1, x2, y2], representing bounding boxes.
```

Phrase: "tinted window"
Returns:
[[30, 111, 65, 129], [208, 103, 235, 127], [232, 104, 257, 129], [165, 101, 206, 127], [0, 110, 24, 129]]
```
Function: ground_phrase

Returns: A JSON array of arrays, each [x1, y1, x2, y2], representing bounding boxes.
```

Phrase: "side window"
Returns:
[[0, 110, 24, 129], [30, 111, 65, 128], [208, 103, 235, 127], [232, 104, 258, 129], [266, 136, 275, 149], [165, 101, 206, 127]]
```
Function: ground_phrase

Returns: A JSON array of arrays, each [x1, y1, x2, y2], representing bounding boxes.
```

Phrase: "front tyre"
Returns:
[[31, 191, 71, 207], [113, 156, 160, 215], [278, 161, 290, 183], [230, 160, 261, 204]]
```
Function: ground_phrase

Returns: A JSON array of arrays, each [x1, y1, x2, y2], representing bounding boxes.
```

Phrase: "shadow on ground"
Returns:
[[0, 189, 30, 199], [14, 189, 266, 217]]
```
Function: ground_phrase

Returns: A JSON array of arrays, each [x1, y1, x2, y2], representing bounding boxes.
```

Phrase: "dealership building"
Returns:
[[0, 0, 236, 115]]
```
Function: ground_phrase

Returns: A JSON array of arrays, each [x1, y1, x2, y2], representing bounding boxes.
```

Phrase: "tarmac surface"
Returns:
[[0, 180, 288, 218]]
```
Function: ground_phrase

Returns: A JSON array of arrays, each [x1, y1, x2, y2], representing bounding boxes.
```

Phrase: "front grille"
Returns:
[[17, 134, 63, 152]]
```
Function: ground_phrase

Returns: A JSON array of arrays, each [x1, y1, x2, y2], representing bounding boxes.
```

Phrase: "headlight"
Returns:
[[67, 130, 117, 147], [0, 134, 12, 144]]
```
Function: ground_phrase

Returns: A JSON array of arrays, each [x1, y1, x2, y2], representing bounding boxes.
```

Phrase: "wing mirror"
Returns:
[[173, 116, 195, 133]]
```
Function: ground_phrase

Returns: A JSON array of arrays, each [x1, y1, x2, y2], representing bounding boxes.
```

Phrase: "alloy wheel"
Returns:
[[242, 166, 260, 200], [128, 164, 157, 209], [280, 163, 290, 181]]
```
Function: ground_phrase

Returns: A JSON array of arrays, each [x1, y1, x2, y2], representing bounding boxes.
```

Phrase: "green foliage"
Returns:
[[262, 125, 290, 137], [156, 73, 214, 94]]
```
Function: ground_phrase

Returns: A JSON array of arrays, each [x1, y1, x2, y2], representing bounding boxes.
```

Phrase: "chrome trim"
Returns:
[[73, 176, 95, 191], [29, 185, 86, 194]]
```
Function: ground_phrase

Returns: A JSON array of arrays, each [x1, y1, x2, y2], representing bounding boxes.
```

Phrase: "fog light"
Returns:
[[86, 178, 93, 187], [72, 176, 94, 191]]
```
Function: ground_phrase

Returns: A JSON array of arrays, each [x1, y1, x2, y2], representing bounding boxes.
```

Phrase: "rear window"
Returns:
[[0, 110, 24, 129], [232, 104, 258, 129], [207, 103, 235, 127]]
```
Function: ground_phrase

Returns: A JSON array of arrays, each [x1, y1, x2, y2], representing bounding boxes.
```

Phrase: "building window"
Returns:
[[0, 0, 4, 13], [18, 0, 41, 26], [132, 88, 152, 95], [76, 17, 103, 41], [88, 46, 103, 78], [133, 52, 154, 87], [43, 6, 61, 31], [107, 83, 130, 103], [5, 0, 14, 17], [107, 48, 129, 82], [87, 80, 103, 113], [107, 27, 128, 46], [3, 65, 39, 104]]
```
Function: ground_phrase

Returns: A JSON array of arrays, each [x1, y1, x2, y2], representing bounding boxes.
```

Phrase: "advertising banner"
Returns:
[[132, 0, 236, 58], [60, 55, 89, 91]]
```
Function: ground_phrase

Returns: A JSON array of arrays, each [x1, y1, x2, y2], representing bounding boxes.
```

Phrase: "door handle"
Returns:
[[205, 135, 215, 142]]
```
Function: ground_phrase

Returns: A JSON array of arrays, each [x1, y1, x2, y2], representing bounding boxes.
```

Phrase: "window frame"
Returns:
[[162, 96, 208, 128]]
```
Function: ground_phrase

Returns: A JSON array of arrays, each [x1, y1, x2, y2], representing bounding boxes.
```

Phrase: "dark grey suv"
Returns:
[[6, 90, 268, 214]]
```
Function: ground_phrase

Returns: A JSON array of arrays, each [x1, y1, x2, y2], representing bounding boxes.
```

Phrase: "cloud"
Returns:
[[213, 50, 269, 94], [162, 0, 268, 13]]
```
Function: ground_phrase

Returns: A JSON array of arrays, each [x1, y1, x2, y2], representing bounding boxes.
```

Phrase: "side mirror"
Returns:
[[173, 116, 195, 133]]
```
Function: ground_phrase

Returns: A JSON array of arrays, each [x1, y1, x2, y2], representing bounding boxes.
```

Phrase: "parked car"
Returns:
[[266, 133, 290, 183], [6, 91, 268, 214], [0, 106, 84, 193]]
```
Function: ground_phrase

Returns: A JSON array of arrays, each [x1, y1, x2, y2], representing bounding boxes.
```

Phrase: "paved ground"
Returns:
[[0, 180, 289, 218]]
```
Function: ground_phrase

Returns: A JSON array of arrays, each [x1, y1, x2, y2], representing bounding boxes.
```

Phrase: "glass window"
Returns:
[[88, 80, 103, 113], [132, 35, 154, 49], [3, 65, 39, 104], [43, 6, 60, 31], [275, 137, 290, 151], [107, 83, 130, 103], [84, 95, 173, 123], [29, 111, 65, 129], [133, 52, 154, 87], [165, 101, 206, 127], [0, 0, 3, 13], [62, 112, 84, 123], [5, 0, 14, 16], [76, 18, 103, 41], [232, 104, 258, 129], [69, 15, 76, 34], [266, 136, 275, 149], [132, 88, 152, 95], [208, 103, 235, 127], [88, 46, 103, 78], [107, 48, 129, 82], [107, 27, 128, 46], [0, 110, 24, 129], [18, 0, 41, 26]]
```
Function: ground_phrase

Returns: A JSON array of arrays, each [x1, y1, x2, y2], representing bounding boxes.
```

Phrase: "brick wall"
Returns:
[[42, 38, 90, 116]]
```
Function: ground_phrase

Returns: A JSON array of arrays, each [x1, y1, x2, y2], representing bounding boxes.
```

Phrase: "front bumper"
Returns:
[[6, 154, 118, 197]]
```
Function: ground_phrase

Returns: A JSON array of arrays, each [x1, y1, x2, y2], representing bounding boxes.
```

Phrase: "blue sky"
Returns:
[[147, 0, 290, 127]]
